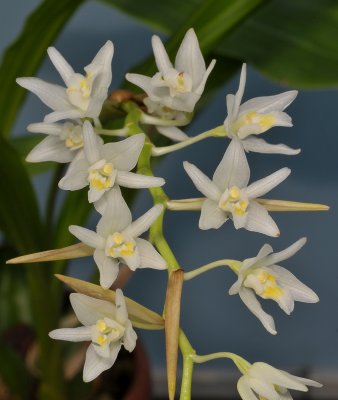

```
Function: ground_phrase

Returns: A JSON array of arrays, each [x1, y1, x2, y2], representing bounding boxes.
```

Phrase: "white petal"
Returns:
[[125, 73, 154, 94], [291, 374, 322, 388], [69, 225, 105, 249], [123, 320, 137, 352], [256, 243, 274, 260], [83, 121, 101, 164], [199, 199, 227, 230], [44, 109, 84, 123], [116, 171, 165, 189], [260, 238, 307, 268], [195, 59, 216, 95], [212, 138, 250, 191], [101, 134, 145, 171], [49, 326, 92, 342], [237, 376, 257, 400], [249, 378, 279, 400], [270, 265, 319, 303], [87, 40, 113, 104], [59, 159, 88, 190], [83, 343, 120, 382], [239, 288, 277, 335], [175, 28, 206, 86], [225, 94, 236, 124], [98, 187, 132, 235], [252, 363, 308, 391], [88, 186, 106, 203], [280, 391, 293, 400], [240, 90, 298, 114], [157, 126, 189, 142], [47, 47, 74, 85], [233, 64, 247, 117], [123, 204, 163, 238], [232, 211, 249, 230], [184, 161, 221, 201], [89, 40, 114, 69], [245, 202, 280, 237], [27, 122, 62, 135], [70, 293, 116, 326], [246, 168, 290, 199], [121, 247, 141, 271], [94, 249, 119, 289], [228, 276, 244, 296], [275, 289, 295, 315], [115, 288, 128, 325], [242, 136, 300, 155], [151, 35, 172, 74], [26, 136, 74, 163], [16, 77, 70, 111], [135, 238, 167, 270]]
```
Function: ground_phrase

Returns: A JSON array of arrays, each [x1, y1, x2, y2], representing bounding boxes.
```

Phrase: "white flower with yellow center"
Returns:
[[225, 64, 300, 155], [69, 187, 167, 288], [49, 290, 137, 382], [183, 138, 290, 237], [237, 362, 321, 400], [25, 121, 89, 163], [126, 28, 216, 114], [17, 41, 113, 123], [58, 121, 165, 213], [229, 238, 319, 334]]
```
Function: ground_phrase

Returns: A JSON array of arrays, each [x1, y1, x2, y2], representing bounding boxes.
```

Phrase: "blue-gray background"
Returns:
[[1, 0, 337, 375]]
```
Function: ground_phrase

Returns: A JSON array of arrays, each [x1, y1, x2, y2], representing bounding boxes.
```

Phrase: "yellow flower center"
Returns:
[[63, 125, 83, 150], [94, 319, 124, 347], [88, 159, 115, 190], [219, 186, 248, 216], [244, 268, 284, 300], [106, 232, 135, 258], [234, 111, 276, 137], [66, 72, 94, 111]]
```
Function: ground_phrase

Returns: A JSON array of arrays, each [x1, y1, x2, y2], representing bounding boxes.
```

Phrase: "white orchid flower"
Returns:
[[49, 290, 137, 382], [126, 28, 216, 114], [58, 121, 165, 213], [225, 64, 300, 155], [69, 187, 167, 288], [25, 121, 89, 163], [229, 238, 319, 334], [238, 362, 321, 400], [17, 41, 113, 123], [184, 138, 290, 237]]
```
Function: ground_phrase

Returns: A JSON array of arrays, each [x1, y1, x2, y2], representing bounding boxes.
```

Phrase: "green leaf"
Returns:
[[0, 247, 32, 331], [0, 0, 86, 138], [0, 339, 31, 400], [100, 0, 201, 33], [0, 136, 43, 252], [217, 0, 338, 87]]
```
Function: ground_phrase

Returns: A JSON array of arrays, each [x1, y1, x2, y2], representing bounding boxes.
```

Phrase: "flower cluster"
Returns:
[[15, 28, 324, 398]]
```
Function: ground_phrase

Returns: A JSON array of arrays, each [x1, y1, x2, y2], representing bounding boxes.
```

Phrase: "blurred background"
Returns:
[[1, 0, 338, 398]]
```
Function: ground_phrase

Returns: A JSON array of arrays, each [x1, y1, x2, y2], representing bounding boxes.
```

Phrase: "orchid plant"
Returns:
[[8, 28, 329, 400]]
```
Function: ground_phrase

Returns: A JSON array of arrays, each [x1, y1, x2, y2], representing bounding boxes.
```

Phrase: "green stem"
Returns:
[[140, 112, 191, 127], [184, 259, 241, 281], [192, 352, 251, 375], [151, 125, 226, 157], [179, 330, 196, 400], [133, 111, 196, 398]]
